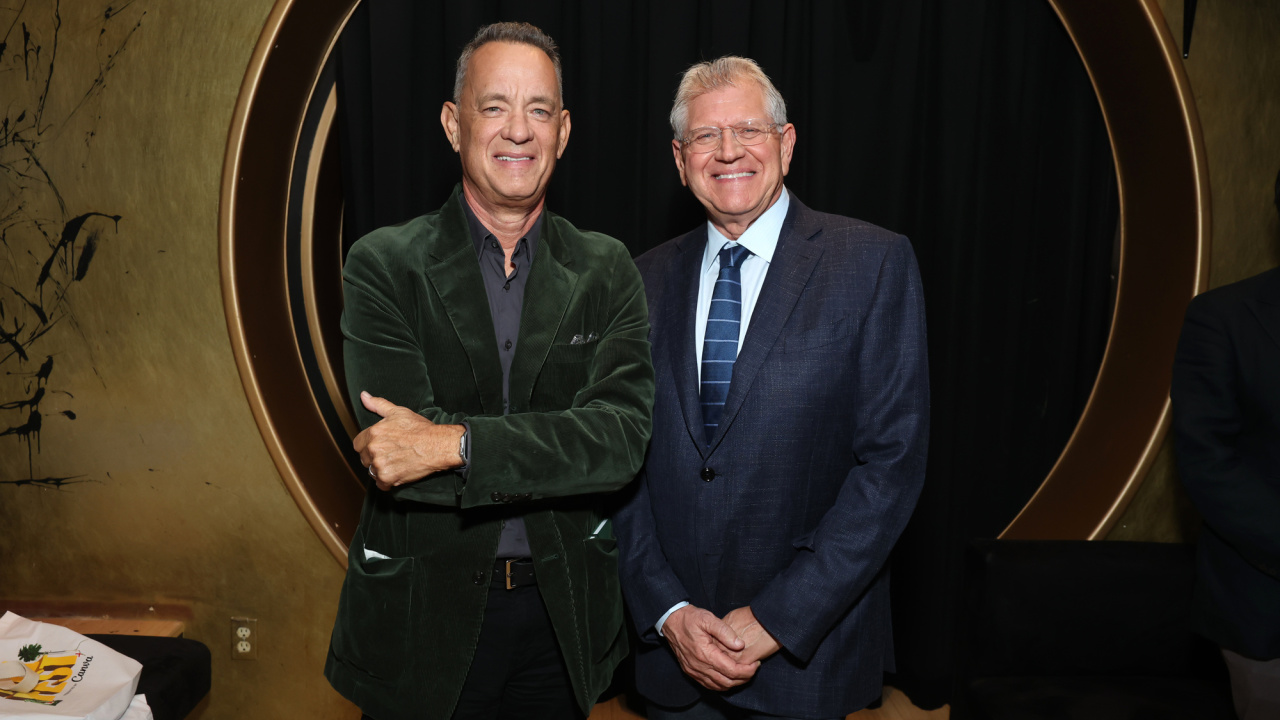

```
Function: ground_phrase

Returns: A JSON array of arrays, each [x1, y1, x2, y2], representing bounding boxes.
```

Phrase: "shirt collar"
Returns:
[[462, 194, 543, 260], [701, 186, 789, 273]]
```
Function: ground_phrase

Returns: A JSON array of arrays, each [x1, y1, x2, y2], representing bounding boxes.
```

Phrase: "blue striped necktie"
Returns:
[[700, 243, 751, 443]]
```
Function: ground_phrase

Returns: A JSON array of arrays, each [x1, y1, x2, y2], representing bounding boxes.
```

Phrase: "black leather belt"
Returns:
[[493, 558, 535, 590]]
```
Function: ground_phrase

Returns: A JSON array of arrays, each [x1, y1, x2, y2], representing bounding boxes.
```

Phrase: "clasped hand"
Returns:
[[663, 605, 781, 691], [354, 391, 464, 491]]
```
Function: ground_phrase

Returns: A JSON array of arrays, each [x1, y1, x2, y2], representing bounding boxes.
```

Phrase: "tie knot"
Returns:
[[719, 243, 751, 269]]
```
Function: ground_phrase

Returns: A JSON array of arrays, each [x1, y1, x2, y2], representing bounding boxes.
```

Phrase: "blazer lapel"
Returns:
[[509, 214, 578, 407], [666, 228, 710, 457], [421, 190, 505, 414], [1245, 268, 1280, 352], [708, 199, 823, 451]]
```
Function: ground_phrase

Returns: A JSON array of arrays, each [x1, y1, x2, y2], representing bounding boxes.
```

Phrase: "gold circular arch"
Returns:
[[219, 0, 1209, 566], [1001, 0, 1210, 539]]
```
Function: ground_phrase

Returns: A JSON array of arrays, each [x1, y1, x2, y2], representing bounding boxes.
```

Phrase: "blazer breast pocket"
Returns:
[[545, 340, 597, 364], [782, 318, 854, 354], [532, 341, 596, 410]]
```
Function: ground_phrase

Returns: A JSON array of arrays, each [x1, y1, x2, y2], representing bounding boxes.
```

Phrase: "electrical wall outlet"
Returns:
[[231, 617, 258, 660]]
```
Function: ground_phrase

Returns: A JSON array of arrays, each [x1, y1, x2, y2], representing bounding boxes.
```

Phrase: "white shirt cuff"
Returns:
[[655, 601, 691, 637]]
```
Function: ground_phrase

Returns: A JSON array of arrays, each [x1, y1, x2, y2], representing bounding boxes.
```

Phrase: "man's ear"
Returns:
[[671, 139, 689, 187], [556, 109, 572, 159], [440, 102, 461, 152], [778, 123, 796, 177]]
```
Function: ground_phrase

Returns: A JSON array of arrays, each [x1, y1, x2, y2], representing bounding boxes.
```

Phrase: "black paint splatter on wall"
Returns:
[[1, 0, 145, 487]]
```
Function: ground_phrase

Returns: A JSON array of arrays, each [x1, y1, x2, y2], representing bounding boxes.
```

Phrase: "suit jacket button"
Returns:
[[700, 467, 715, 481], [491, 491, 501, 502], [473, 570, 486, 585]]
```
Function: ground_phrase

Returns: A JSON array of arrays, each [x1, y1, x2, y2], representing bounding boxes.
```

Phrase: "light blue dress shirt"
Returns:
[[656, 187, 790, 636], [694, 187, 790, 376]]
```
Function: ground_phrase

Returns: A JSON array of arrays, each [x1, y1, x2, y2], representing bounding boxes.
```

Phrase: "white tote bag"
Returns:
[[115, 695, 151, 720], [0, 612, 141, 720]]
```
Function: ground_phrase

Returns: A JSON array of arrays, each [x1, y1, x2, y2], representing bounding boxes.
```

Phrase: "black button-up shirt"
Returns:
[[463, 198, 541, 559]]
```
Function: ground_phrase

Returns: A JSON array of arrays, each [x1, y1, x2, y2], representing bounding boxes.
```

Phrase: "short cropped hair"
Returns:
[[670, 56, 787, 140], [453, 22, 564, 105]]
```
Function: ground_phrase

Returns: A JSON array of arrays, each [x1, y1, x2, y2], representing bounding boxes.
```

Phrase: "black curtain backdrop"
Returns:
[[335, 0, 1118, 708]]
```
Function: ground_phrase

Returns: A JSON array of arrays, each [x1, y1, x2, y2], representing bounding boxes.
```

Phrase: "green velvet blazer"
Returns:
[[324, 186, 654, 720]]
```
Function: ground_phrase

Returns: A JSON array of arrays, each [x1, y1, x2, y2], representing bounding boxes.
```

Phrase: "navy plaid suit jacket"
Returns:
[[615, 196, 930, 718]]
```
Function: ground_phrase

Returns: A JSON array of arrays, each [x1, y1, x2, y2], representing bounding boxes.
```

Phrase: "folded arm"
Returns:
[[342, 240, 655, 506]]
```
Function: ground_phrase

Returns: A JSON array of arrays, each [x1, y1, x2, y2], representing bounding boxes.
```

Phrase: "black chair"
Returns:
[[955, 539, 1234, 720], [90, 634, 211, 720]]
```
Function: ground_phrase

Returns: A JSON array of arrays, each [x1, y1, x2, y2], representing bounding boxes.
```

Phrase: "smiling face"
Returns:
[[673, 82, 795, 240], [441, 41, 570, 215]]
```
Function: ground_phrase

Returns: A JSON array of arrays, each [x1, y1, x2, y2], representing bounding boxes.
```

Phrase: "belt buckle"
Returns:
[[505, 558, 516, 590]]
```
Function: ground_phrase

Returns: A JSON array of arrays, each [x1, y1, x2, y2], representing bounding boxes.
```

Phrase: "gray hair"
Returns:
[[670, 56, 787, 139], [453, 22, 564, 105]]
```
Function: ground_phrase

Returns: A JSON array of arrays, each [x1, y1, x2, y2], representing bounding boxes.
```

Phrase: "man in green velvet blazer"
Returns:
[[324, 23, 654, 720]]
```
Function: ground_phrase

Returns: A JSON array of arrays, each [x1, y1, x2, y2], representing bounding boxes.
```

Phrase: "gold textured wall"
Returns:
[[0, 2, 356, 718], [1110, 0, 1280, 542]]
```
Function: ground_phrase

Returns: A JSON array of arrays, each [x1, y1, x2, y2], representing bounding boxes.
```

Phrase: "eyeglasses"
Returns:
[[680, 121, 781, 153]]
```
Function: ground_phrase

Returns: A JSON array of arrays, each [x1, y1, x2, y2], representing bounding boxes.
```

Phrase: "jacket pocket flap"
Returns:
[[782, 318, 853, 353], [332, 530, 416, 681], [791, 529, 817, 550]]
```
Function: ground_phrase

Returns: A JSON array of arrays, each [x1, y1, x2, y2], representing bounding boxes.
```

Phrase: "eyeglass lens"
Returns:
[[686, 123, 774, 151]]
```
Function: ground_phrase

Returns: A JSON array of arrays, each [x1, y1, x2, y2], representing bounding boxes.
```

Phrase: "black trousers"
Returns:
[[364, 577, 580, 720]]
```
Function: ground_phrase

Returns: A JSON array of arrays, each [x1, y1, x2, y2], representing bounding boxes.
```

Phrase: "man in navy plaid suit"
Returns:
[[615, 56, 930, 720]]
